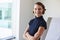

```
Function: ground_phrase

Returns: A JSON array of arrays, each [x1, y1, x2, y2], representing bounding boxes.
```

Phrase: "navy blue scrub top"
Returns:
[[28, 16, 47, 36]]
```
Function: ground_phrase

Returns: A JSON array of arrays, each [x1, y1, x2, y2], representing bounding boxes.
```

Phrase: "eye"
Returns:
[[35, 8, 37, 10]]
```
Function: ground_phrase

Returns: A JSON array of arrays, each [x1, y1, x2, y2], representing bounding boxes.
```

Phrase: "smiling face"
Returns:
[[33, 4, 44, 17]]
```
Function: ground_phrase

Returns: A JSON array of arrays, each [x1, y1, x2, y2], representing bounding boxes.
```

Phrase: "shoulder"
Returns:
[[39, 19, 47, 29], [42, 19, 47, 24], [38, 18, 46, 24], [28, 18, 34, 25], [29, 18, 35, 23], [30, 18, 34, 22]]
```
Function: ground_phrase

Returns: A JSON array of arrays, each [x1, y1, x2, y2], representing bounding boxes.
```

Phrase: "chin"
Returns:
[[36, 15, 41, 17], [35, 14, 42, 17], [37, 15, 41, 17]]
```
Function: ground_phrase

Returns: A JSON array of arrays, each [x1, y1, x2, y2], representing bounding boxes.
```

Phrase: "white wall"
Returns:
[[44, 0, 60, 18], [20, 0, 34, 40]]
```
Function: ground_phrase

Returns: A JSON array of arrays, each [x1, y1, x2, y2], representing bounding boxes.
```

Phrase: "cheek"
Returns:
[[40, 10, 44, 14]]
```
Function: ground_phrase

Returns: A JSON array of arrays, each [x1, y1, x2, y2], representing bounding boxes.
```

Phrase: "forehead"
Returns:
[[34, 4, 43, 8]]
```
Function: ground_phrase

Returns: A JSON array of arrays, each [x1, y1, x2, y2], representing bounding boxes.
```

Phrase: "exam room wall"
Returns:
[[20, 0, 34, 40]]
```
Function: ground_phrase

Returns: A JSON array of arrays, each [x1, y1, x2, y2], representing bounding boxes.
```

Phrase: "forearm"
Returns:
[[23, 32, 33, 40], [26, 32, 40, 40], [26, 32, 34, 40], [23, 31, 29, 40], [34, 27, 45, 40], [23, 32, 28, 40], [34, 32, 42, 40], [23, 26, 29, 40]]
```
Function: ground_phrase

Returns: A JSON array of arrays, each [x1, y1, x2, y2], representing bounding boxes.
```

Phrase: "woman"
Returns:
[[23, 2, 47, 40]]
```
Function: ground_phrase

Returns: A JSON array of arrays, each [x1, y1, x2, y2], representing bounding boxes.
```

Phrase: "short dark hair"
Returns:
[[33, 2, 46, 14]]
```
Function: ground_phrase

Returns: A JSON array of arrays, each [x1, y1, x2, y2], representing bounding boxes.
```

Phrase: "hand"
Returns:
[[28, 37, 35, 40], [26, 32, 35, 40]]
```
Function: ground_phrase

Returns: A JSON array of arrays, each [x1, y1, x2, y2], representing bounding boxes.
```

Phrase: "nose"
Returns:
[[36, 9, 39, 11]]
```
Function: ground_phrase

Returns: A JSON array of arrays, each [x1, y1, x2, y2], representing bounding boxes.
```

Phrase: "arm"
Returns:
[[23, 25, 29, 40], [26, 26, 45, 40], [25, 26, 45, 40], [26, 32, 34, 40], [23, 25, 34, 40], [34, 26, 45, 40]]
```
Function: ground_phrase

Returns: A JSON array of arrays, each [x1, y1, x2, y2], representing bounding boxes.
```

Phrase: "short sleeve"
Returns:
[[38, 21, 47, 29], [28, 19, 34, 25]]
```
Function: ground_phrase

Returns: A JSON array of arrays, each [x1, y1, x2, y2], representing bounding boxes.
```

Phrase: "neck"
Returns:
[[35, 16, 42, 18]]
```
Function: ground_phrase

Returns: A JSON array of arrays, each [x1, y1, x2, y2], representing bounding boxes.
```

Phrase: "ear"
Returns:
[[33, 9, 34, 13], [42, 9, 46, 14]]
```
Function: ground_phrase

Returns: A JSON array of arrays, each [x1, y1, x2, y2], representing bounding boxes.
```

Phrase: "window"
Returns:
[[0, 3, 12, 28]]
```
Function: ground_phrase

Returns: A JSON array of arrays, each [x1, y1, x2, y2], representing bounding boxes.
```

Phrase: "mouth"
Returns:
[[37, 12, 41, 14]]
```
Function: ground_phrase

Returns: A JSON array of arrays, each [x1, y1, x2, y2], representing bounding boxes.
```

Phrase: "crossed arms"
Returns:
[[23, 25, 45, 40]]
